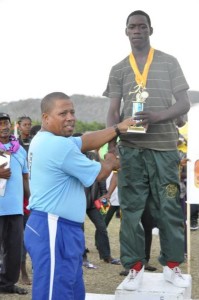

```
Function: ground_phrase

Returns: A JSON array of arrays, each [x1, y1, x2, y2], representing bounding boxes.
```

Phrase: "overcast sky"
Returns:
[[0, 0, 198, 102]]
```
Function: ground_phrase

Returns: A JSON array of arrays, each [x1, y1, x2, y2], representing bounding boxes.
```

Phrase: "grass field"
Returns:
[[1, 215, 199, 299]]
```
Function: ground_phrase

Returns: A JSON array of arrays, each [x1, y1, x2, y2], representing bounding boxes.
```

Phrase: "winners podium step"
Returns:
[[86, 294, 115, 300], [115, 272, 192, 300]]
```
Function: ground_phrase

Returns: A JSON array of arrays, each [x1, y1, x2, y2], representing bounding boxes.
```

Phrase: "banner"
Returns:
[[187, 104, 199, 204]]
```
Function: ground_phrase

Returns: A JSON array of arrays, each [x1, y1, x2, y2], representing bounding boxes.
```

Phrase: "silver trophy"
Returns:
[[127, 86, 149, 133]]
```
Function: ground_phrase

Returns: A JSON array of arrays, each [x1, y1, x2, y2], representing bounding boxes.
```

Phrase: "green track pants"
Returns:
[[118, 147, 185, 269]]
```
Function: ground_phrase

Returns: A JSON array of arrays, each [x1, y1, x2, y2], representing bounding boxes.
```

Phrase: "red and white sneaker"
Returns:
[[163, 266, 190, 288], [122, 266, 144, 290]]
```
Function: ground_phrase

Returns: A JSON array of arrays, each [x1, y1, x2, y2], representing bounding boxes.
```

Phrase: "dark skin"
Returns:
[[18, 118, 32, 139], [107, 13, 190, 151], [0, 161, 11, 179]]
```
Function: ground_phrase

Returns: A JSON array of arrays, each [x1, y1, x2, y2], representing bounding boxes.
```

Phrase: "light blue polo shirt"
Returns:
[[0, 145, 28, 216], [28, 131, 101, 222]]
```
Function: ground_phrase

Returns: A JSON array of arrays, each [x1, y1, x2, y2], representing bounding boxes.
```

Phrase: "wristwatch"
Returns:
[[113, 124, 121, 136]]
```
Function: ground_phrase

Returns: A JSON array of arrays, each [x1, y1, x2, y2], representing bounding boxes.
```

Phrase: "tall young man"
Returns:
[[103, 10, 190, 290]]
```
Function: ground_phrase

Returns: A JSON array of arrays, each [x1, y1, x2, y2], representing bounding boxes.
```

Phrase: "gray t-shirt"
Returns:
[[103, 49, 189, 151]]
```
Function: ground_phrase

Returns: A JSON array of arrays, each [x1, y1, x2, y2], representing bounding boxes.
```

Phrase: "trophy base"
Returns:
[[127, 125, 147, 133]]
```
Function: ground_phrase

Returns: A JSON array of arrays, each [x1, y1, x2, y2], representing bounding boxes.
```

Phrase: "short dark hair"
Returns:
[[126, 10, 151, 28], [41, 92, 70, 114], [30, 124, 41, 137], [17, 115, 32, 125]]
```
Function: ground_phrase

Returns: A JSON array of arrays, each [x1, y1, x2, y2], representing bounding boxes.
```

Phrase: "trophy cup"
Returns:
[[127, 85, 149, 133]]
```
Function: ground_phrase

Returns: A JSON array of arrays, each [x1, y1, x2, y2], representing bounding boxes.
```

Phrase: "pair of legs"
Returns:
[[21, 213, 31, 284], [86, 207, 116, 262], [190, 204, 199, 229], [119, 205, 157, 275], [105, 203, 155, 264], [0, 215, 27, 295], [118, 147, 185, 270], [25, 210, 85, 300], [141, 205, 155, 265]]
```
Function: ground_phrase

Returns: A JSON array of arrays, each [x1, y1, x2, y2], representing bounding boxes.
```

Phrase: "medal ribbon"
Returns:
[[129, 48, 154, 88], [0, 135, 20, 153]]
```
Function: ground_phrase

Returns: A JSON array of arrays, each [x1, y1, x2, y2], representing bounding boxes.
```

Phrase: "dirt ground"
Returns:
[[1, 215, 198, 300]]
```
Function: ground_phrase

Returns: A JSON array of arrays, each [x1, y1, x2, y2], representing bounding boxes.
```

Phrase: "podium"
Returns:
[[115, 273, 192, 300], [86, 294, 115, 300]]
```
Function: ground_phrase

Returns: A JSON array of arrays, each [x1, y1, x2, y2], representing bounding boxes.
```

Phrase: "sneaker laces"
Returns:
[[128, 269, 139, 280], [173, 267, 184, 279]]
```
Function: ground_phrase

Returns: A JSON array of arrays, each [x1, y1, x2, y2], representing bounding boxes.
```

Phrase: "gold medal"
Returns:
[[128, 47, 154, 101], [140, 91, 149, 100], [129, 85, 149, 103], [134, 89, 149, 103]]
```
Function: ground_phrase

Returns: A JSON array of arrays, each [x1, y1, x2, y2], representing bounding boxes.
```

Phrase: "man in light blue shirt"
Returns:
[[24, 92, 135, 300]]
